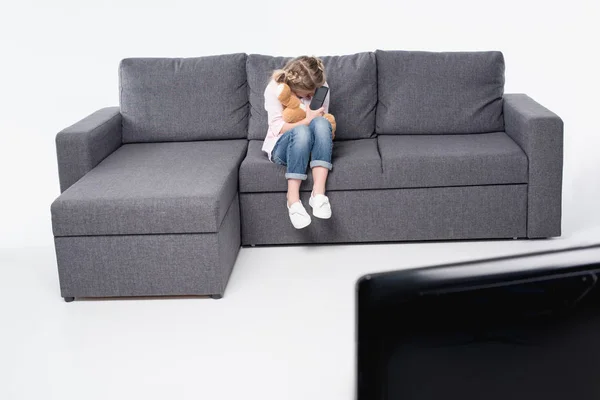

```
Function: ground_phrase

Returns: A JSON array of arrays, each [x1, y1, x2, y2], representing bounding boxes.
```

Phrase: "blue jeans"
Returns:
[[271, 116, 333, 180]]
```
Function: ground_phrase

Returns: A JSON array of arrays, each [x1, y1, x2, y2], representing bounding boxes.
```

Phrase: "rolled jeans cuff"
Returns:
[[285, 172, 308, 180], [310, 160, 333, 170]]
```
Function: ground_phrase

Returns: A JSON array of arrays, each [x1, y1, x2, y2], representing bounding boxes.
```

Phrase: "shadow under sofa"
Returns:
[[50, 50, 563, 301]]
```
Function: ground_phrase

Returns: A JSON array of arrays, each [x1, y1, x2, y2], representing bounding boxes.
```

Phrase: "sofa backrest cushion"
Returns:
[[119, 53, 249, 143], [247, 52, 377, 140], [375, 50, 505, 134]]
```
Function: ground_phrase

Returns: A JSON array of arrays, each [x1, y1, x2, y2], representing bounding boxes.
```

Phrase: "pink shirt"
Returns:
[[262, 79, 330, 160]]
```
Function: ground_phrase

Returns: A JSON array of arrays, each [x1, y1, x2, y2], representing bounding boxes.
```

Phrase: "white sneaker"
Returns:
[[287, 201, 311, 229], [309, 193, 332, 219]]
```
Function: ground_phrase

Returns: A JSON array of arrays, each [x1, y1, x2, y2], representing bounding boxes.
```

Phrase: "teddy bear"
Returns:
[[277, 83, 337, 139]]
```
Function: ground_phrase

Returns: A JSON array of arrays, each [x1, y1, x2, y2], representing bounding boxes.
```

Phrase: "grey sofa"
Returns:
[[50, 50, 563, 302]]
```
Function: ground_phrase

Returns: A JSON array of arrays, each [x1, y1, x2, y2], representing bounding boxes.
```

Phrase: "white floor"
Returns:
[[2, 224, 600, 400]]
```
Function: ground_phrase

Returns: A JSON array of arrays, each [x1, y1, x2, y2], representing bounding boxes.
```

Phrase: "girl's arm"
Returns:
[[280, 105, 324, 134], [264, 82, 286, 138]]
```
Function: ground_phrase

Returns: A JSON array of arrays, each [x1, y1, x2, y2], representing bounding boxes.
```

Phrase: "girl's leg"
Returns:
[[271, 126, 313, 204], [283, 125, 313, 206], [287, 179, 302, 207], [307, 117, 334, 219], [270, 125, 313, 229], [312, 168, 328, 196], [308, 116, 333, 195]]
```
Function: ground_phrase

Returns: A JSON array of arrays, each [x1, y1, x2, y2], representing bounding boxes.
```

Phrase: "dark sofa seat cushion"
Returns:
[[378, 132, 528, 188], [376, 50, 505, 134], [246, 52, 377, 141], [51, 140, 248, 236], [119, 54, 249, 143], [239, 139, 384, 192]]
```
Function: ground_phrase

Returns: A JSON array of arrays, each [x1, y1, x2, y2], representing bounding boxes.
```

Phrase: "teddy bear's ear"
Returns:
[[277, 83, 293, 104], [277, 82, 291, 96]]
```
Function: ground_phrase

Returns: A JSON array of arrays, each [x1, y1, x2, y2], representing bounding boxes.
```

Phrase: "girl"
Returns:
[[262, 55, 334, 229]]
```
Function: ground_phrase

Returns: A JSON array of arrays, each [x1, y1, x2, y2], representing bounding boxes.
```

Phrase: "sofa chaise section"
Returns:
[[52, 138, 247, 299], [51, 54, 250, 301]]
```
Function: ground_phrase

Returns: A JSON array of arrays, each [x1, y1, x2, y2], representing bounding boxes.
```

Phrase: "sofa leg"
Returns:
[[64, 297, 75, 303], [210, 294, 223, 300]]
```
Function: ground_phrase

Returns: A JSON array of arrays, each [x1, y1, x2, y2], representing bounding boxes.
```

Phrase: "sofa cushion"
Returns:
[[378, 132, 528, 188], [376, 50, 505, 134], [246, 52, 377, 141], [239, 139, 384, 192], [51, 140, 248, 236], [119, 54, 249, 143]]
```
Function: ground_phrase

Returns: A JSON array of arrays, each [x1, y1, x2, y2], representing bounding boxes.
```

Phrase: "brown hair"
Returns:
[[272, 55, 326, 92]]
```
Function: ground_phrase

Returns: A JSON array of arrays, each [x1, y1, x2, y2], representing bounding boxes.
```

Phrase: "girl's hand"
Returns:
[[304, 106, 325, 124]]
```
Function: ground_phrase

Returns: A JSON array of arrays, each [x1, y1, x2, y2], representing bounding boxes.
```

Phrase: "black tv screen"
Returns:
[[356, 244, 600, 400]]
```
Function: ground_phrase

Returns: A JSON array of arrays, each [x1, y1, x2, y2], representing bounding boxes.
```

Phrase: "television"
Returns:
[[356, 243, 600, 400]]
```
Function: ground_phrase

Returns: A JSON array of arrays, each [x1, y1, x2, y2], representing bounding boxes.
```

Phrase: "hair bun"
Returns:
[[311, 56, 325, 72]]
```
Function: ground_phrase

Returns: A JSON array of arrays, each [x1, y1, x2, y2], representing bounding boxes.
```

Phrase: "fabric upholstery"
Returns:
[[246, 52, 377, 140], [378, 132, 528, 188], [55, 194, 241, 298], [55, 107, 122, 192], [375, 50, 505, 134], [49, 51, 566, 301], [51, 140, 247, 236], [240, 186, 527, 245], [119, 54, 249, 142], [239, 139, 384, 192], [504, 94, 564, 238]]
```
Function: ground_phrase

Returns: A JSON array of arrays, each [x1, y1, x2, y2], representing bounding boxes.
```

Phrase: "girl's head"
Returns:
[[272, 55, 326, 98]]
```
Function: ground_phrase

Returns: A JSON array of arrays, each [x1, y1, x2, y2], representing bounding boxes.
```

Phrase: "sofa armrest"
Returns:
[[56, 107, 122, 192], [503, 94, 563, 238]]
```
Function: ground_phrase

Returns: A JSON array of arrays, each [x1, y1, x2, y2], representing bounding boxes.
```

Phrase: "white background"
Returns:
[[1, 0, 599, 249], [1, 1, 600, 399]]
